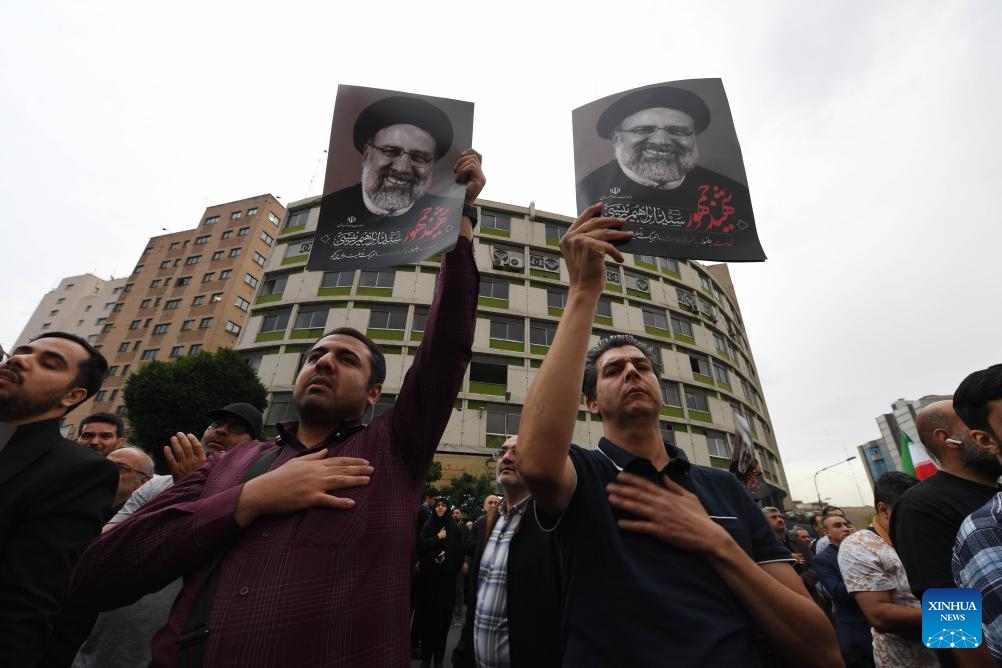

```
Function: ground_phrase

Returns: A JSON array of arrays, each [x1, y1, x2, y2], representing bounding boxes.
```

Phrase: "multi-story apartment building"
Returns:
[[13, 274, 128, 350], [65, 194, 286, 431], [858, 394, 950, 487], [235, 198, 790, 506]]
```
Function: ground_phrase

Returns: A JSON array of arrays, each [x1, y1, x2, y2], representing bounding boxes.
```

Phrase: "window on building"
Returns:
[[676, 287, 698, 312], [238, 227, 249, 237], [199, 317, 213, 329], [546, 287, 568, 310], [210, 292, 223, 302], [698, 298, 717, 320], [219, 270, 232, 279], [359, 270, 395, 289], [175, 276, 192, 286], [285, 209, 310, 229], [713, 360, 730, 384], [294, 306, 328, 330], [486, 404, 520, 436], [260, 231, 275, 246], [194, 235, 210, 245], [368, 305, 407, 330], [624, 272, 651, 293], [264, 274, 291, 295], [480, 276, 509, 300], [185, 255, 201, 265], [544, 223, 568, 243], [412, 306, 429, 333], [684, 386, 710, 412], [205, 216, 220, 225], [159, 260, 170, 269], [595, 297, 612, 318], [244, 273, 259, 288], [470, 356, 507, 385], [211, 251, 224, 261], [202, 272, 215, 283], [252, 251, 266, 267], [489, 316, 524, 342], [247, 207, 258, 216], [634, 254, 656, 265], [235, 296, 250, 311], [170, 346, 184, 358], [165, 299, 181, 309], [689, 353, 711, 376], [181, 320, 195, 331], [661, 380, 683, 407], [529, 320, 557, 346], [113, 303, 124, 312], [706, 430, 730, 458], [221, 230, 233, 240], [320, 271, 351, 289], [268, 212, 281, 225], [481, 210, 511, 231], [150, 279, 161, 288], [153, 323, 170, 334], [95, 390, 107, 402], [141, 349, 159, 361], [40, 322, 51, 330], [671, 313, 694, 337], [117, 342, 130, 353], [266, 391, 297, 424], [138, 298, 150, 309], [260, 308, 291, 333], [230, 211, 242, 220], [189, 344, 203, 355], [284, 241, 312, 259], [192, 295, 205, 305], [642, 308, 668, 330], [699, 274, 714, 292], [128, 320, 140, 330], [169, 242, 180, 249], [229, 247, 242, 258], [712, 331, 728, 354], [225, 321, 241, 335]]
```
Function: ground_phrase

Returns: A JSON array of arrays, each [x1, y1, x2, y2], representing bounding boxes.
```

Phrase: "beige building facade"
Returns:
[[13, 273, 128, 350], [65, 194, 285, 433], [235, 198, 790, 504]]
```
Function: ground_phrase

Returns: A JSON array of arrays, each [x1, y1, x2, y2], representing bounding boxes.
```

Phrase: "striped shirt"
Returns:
[[953, 491, 1002, 663], [475, 497, 530, 668]]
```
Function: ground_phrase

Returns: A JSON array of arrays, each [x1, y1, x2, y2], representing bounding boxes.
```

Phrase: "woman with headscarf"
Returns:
[[417, 497, 466, 668]]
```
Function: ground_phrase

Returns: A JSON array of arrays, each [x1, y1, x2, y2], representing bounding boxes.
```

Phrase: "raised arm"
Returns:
[[517, 204, 630, 513]]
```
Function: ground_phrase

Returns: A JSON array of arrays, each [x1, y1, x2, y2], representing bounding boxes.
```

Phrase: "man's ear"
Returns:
[[59, 387, 88, 411], [584, 395, 601, 416], [970, 429, 1000, 456], [367, 383, 383, 407]]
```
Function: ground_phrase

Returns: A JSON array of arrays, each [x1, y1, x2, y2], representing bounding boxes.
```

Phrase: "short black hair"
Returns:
[[80, 411, 125, 438], [821, 513, 847, 530], [954, 364, 1002, 434], [30, 332, 108, 412], [312, 327, 386, 387], [583, 335, 659, 400], [873, 471, 920, 509]]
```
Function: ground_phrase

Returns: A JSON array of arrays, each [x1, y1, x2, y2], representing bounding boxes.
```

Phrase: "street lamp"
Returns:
[[814, 456, 857, 513]]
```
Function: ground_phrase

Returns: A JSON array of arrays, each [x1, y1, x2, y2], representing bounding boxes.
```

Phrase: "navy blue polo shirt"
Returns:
[[553, 437, 792, 667]]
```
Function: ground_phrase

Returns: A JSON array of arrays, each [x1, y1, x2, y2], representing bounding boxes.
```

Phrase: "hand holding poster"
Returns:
[[573, 79, 766, 262], [307, 86, 475, 272]]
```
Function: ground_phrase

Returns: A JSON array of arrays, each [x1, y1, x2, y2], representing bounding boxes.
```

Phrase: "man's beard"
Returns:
[[362, 164, 430, 214], [616, 141, 698, 188], [960, 437, 1002, 478], [0, 379, 67, 423]]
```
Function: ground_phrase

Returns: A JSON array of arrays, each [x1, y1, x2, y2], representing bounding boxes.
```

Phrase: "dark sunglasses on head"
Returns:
[[209, 419, 250, 435]]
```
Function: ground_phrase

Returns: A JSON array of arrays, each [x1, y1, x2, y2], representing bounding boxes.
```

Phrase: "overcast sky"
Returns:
[[3, 0, 999, 507]]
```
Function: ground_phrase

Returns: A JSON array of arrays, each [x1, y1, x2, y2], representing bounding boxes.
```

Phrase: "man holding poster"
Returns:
[[574, 79, 766, 262], [309, 87, 475, 272]]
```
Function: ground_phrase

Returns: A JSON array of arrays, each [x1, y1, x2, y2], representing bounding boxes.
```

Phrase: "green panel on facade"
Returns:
[[530, 269, 560, 280], [467, 400, 486, 410], [529, 344, 549, 355], [660, 406, 685, 418], [469, 381, 506, 396], [410, 332, 424, 342], [578, 411, 587, 422], [635, 260, 656, 270], [486, 434, 506, 449], [547, 307, 564, 317], [317, 287, 351, 297], [605, 284, 622, 294], [255, 331, 285, 343], [689, 426, 706, 436], [593, 315, 613, 326], [279, 224, 307, 236], [693, 373, 714, 385], [481, 227, 511, 238], [478, 297, 509, 309], [689, 410, 713, 423], [661, 269, 681, 279], [675, 333, 695, 345], [546, 238, 559, 247], [366, 328, 406, 341], [626, 288, 649, 299], [670, 423, 688, 433], [290, 328, 324, 340], [716, 381, 732, 392], [489, 339, 525, 352], [530, 360, 542, 368], [281, 255, 308, 266], [282, 344, 311, 353], [357, 287, 393, 297], [644, 325, 670, 338], [256, 293, 283, 304]]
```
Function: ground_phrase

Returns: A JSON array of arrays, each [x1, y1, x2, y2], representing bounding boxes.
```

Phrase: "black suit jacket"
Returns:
[[0, 419, 117, 667], [813, 544, 873, 661]]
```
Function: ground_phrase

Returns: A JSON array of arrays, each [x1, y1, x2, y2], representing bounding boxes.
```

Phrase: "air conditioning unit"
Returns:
[[492, 249, 510, 269], [543, 257, 559, 272], [635, 279, 649, 292], [507, 257, 524, 269]]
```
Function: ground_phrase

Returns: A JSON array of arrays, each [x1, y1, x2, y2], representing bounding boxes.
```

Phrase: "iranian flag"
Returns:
[[900, 432, 937, 480]]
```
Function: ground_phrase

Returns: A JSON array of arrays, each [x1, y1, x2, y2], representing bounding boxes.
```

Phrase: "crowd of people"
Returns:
[[4, 146, 1002, 668]]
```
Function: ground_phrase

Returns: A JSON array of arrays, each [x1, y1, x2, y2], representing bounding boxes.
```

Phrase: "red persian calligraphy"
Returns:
[[688, 185, 736, 234], [403, 206, 451, 242]]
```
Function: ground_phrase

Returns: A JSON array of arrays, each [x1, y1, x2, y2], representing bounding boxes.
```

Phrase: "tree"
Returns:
[[424, 460, 443, 488], [444, 472, 498, 520], [123, 348, 267, 472]]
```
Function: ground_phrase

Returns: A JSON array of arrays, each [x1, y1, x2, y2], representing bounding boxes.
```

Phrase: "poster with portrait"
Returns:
[[307, 85, 474, 272], [573, 79, 766, 262]]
